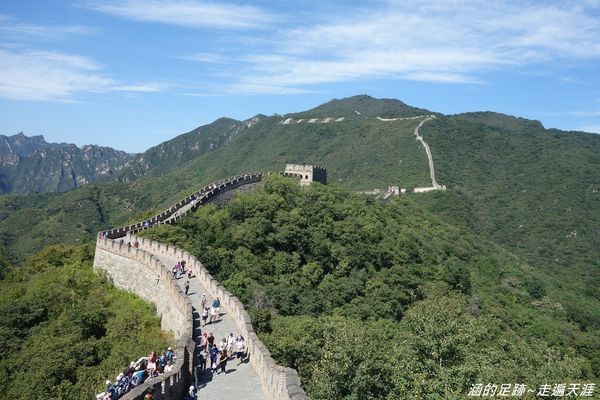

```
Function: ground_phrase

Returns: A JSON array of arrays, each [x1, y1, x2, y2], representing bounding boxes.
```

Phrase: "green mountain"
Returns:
[[0, 133, 133, 194], [293, 94, 432, 118], [0, 116, 243, 195], [416, 114, 600, 331], [115, 117, 243, 181], [1, 95, 599, 397]]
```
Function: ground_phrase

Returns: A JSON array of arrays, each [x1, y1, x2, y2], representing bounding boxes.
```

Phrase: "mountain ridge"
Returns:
[[0, 133, 133, 194]]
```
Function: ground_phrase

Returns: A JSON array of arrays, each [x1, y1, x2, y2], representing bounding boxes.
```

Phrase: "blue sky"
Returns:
[[1, 0, 599, 153]]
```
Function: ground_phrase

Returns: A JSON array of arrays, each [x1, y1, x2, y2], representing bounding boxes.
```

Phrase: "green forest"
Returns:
[[0, 97, 598, 398], [0, 245, 170, 400], [141, 176, 596, 399]]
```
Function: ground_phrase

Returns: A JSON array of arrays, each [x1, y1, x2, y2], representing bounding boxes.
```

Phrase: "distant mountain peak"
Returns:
[[294, 95, 431, 119], [0, 132, 133, 195]]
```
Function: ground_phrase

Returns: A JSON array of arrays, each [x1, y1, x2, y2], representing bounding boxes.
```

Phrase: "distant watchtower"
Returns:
[[284, 164, 327, 186]]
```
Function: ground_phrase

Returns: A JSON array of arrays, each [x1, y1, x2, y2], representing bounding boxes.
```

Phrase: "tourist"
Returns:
[[199, 348, 209, 371], [219, 349, 228, 374], [165, 346, 174, 363], [200, 332, 208, 350], [159, 352, 167, 369], [200, 293, 207, 310], [235, 336, 246, 365], [201, 307, 208, 326], [227, 332, 235, 356], [185, 280, 190, 295], [209, 297, 221, 323], [209, 344, 219, 370], [131, 370, 146, 387]]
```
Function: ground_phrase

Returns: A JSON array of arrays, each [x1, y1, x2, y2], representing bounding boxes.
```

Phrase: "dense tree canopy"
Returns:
[[0, 244, 170, 400], [143, 176, 594, 399]]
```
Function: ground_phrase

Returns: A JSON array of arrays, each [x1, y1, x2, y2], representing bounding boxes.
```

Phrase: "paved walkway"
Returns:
[[154, 253, 266, 400]]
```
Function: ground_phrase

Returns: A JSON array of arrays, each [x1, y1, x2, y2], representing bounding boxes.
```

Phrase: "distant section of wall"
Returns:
[[102, 172, 304, 239], [130, 235, 308, 400], [94, 238, 195, 400]]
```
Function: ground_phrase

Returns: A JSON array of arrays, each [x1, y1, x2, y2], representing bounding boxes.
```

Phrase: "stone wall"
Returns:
[[129, 235, 308, 400], [102, 172, 302, 239], [95, 169, 312, 399], [94, 238, 195, 400]]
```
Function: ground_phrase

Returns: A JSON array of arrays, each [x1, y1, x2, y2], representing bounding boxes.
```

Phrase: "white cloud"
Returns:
[[569, 110, 600, 117], [0, 47, 165, 101], [223, 0, 600, 92], [0, 14, 95, 38], [577, 124, 600, 133], [112, 83, 166, 92], [181, 52, 228, 64], [87, 0, 276, 29]]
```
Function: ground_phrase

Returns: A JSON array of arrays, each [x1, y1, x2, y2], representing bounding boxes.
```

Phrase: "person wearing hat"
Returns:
[[200, 293, 207, 310], [165, 346, 174, 363]]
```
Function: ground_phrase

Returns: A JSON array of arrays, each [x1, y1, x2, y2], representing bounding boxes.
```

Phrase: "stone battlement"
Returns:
[[94, 167, 312, 399], [94, 238, 195, 400]]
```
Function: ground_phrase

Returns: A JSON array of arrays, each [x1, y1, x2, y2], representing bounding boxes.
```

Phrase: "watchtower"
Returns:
[[284, 164, 327, 186]]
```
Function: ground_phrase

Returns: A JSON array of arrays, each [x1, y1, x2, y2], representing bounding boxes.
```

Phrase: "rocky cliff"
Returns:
[[0, 132, 133, 194]]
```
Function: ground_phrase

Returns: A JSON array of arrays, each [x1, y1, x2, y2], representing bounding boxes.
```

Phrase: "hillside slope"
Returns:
[[115, 117, 243, 181], [415, 114, 600, 366]]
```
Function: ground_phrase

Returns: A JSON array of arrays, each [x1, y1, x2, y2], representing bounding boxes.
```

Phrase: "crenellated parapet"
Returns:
[[94, 166, 315, 399], [94, 238, 195, 400], [126, 235, 308, 400], [284, 164, 327, 186]]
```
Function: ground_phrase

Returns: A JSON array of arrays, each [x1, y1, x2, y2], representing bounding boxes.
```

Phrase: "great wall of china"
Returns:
[[95, 170, 310, 400], [93, 115, 443, 399]]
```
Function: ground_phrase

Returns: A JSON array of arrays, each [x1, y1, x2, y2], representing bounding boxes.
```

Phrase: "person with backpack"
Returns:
[[165, 347, 174, 363]]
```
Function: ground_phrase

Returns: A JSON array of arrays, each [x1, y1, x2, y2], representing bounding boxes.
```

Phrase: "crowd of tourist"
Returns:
[[95, 246, 250, 399], [198, 332, 247, 375], [172, 260, 194, 280], [95, 346, 176, 400]]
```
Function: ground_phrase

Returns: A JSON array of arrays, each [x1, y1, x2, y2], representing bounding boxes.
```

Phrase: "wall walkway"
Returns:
[[94, 173, 307, 400]]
